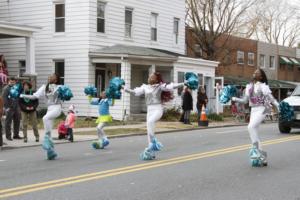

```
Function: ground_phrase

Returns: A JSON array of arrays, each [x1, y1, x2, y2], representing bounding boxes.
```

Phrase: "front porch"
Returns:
[[89, 45, 219, 120]]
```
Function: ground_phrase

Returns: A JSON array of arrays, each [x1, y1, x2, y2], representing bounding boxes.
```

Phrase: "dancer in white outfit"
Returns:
[[20, 74, 62, 160], [232, 69, 279, 166], [124, 72, 185, 160]]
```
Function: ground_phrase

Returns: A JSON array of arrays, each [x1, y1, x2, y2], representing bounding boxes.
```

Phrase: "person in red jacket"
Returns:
[[64, 105, 76, 142]]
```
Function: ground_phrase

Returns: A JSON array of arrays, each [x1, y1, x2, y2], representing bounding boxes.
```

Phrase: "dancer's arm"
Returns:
[[90, 98, 100, 105], [160, 82, 185, 91], [232, 84, 250, 104], [20, 85, 45, 100], [108, 98, 115, 106], [262, 84, 279, 111], [124, 85, 145, 96]]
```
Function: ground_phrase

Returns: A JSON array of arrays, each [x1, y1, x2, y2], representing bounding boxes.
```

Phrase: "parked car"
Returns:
[[279, 85, 300, 133]]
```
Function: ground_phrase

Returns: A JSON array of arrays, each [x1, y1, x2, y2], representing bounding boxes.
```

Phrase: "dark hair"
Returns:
[[258, 69, 268, 85], [22, 81, 32, 89], [154, 72, 174, 103], [46, 73, 60, 93], [8, 76, 17, 81]]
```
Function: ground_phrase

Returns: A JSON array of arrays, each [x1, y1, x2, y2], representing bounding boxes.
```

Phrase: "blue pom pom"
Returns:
[[105, 77, 125, 99], [279, 101, 294, 122], [57, 85, 73, 101], [219, 85, 237, 104], [185, 72, 199, 90], [84, 85, 97, 97], [9, 83, 21, 98]]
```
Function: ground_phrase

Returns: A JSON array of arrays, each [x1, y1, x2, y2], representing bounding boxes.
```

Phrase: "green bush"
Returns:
[[207, 113, 224, 121]]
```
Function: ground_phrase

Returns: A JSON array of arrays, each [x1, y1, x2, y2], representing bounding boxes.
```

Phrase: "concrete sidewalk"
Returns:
[[1, 120, 248, 149]]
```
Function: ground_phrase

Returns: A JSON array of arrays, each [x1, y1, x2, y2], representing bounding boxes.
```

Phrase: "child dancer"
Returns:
[[90, 91, 114, 149], [124, 72, 185, 160], [20, 74, 63, 160], [232, 69, 279, 166], [65, 105, 76, 142]]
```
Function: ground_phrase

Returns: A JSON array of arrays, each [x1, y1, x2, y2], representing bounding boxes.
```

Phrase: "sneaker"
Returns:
[[36, 138, 39, 142], [24, 138, 28, 143], [13, 135, 23, 140], [6, 137, 12, 141]]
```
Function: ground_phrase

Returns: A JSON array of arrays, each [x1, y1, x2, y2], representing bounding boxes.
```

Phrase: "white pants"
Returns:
[[97, 122, 107, 139], [248, 106, 266, 150], [43, 105, 62, 136], [146, 104, 163, 144]]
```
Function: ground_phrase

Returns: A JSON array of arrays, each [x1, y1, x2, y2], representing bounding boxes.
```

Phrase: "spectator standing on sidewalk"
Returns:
[[196, 86, 208, 119], [182, 87, 193, 124], [19, 81, 39, 143], [2, 77, 22, 140]]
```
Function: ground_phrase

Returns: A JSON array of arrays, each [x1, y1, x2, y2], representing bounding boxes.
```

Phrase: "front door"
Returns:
[[95, 69, 106, 96]]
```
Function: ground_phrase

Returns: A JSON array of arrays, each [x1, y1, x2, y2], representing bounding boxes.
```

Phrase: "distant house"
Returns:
[[0, 0, 218, 119], [186, 27, 299, 100]]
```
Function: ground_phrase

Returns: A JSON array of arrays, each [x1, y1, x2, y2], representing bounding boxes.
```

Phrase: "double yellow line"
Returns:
[[1, 135, 300, 199]]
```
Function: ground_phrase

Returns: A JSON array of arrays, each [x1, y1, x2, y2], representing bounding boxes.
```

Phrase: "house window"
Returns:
[[173, 18, 180, 44], [97, 1, 106, 33], [151, 13, 158, 41], [55, 3, 65, 32], [125, 8, 133, 38], [198, 73, 203, 86], [270, 56, 275, 69], [237, 51, 244, 64], [19, 60, 26, 76], [177, 72, 184, 95], [54, 60, 65, 84], [248, 52, 254, 66], [259, 54, 265, 68], [194, 44, 203, 57]]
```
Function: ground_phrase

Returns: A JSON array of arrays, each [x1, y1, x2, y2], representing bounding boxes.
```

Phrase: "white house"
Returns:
[[0, 0, 218, 120]]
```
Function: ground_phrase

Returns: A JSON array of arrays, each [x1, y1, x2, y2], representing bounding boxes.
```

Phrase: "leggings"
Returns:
[[146, 104, 163, 144], [97, 122, 107, 139], [43, 105, 62, 136], [248, 106, 266, 150]]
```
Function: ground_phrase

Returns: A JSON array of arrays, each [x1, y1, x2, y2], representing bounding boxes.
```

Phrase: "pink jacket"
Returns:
[[65, 112, 76, 128]]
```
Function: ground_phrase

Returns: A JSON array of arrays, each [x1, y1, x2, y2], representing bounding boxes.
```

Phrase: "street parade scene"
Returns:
[[0, 0, 300, 199]]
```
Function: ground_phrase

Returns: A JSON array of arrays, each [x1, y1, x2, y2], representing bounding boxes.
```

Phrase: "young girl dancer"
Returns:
[[20, 74, 63, 160], [90, 91, 114, 149], [124, 72, 185, 160], [232, 69, 279, 166]]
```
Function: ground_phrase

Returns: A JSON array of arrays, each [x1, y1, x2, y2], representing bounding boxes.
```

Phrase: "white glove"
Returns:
[[19, 94, 24, 98], [231, 97, 237, 102]]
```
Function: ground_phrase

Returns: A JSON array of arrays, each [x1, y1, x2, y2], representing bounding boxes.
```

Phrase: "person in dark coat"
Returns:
[[19, 81, 39, 143], [0, 97, 3, 148], [196, 86, 208, 119], [2, 77, 22, 140], [182, 87, 193, 124]]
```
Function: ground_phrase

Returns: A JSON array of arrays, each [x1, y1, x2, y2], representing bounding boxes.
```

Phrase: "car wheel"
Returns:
[[278, 122, 291, 134]]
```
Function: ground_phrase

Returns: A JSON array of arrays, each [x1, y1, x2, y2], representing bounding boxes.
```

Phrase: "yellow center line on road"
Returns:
[[1, 135, 300, 199]]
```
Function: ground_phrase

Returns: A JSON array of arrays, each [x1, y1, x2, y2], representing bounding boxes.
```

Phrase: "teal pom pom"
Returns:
[[58, 85, 73, 101], [185, 72, 199, 90], [279, 101, 294, 122], [105, 77, 125, 99], [84, 85, 97, 97], [219, 85, 237, 104], [140, 148, 155, 160], [9, 83, 21, 98]]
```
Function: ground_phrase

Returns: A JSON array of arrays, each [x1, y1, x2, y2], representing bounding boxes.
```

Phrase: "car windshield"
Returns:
[[292, 86, 300, 96]]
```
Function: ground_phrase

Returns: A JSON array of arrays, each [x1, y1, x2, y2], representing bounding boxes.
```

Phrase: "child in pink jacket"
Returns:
[[65, 105, 76, 142]]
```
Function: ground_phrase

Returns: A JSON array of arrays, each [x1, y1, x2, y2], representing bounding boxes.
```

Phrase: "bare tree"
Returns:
[[186, 0, 257, 60], [247, 0, 300, 47]]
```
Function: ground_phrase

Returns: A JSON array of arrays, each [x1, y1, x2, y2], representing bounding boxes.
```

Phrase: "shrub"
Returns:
[[207, 113, 224, 121], [161, 107, 181, 121]]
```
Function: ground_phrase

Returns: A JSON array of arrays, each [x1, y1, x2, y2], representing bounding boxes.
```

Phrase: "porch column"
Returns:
[[121, 59, 131, 121], [149, 64, 156, 76], [25, 36, 36, 75]]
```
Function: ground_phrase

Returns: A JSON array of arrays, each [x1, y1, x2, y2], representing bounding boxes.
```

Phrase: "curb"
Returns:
[[1, 121, 276, 150]]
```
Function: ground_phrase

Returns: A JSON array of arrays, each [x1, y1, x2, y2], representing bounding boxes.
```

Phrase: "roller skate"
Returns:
[[249, 142, 267, 167], [140, 147, 155, 160], [92, 138, 109, 149], [42, 135, 57, 160], [149, 138, 163, 151]]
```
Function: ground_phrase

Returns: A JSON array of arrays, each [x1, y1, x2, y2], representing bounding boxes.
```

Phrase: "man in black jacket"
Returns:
[[19, 81, 39, 143], [2, 77, 22, 140]]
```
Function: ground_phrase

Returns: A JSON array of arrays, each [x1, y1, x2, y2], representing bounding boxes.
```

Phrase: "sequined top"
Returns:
[[125, 83, 184, 105], [234, 82, 279, 112]]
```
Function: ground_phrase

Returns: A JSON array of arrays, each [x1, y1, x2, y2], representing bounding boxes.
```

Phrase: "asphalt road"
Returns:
[[1, 123, 300, 200]]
